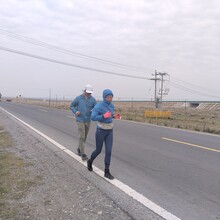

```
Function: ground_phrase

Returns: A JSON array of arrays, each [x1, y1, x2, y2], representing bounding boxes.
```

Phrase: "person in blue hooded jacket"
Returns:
[[87, 89, 119, 180], [70, 84, 96, 161]]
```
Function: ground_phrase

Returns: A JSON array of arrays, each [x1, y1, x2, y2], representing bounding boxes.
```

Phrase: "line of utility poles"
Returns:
[[149, 70, 169, 108]]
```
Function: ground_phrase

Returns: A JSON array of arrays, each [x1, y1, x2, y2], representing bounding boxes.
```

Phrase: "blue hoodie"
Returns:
[[70, 94, 96, 122], [91, 89, 114, 123]]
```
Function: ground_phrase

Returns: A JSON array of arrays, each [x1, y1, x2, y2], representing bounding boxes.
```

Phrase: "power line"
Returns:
[[0, 46, 148, 80], [1, 45, 218, 99], [1, 29, 219, 99], [0, 28, 154, 73], [171, 75, 214, 92], [168, 81, 220, 98]]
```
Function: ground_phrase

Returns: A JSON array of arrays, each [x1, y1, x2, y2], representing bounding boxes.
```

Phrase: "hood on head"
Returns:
[[103, 89, 113, 101]]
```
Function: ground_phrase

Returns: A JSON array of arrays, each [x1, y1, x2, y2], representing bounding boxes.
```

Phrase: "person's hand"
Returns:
[[76, 111, 80, 116], [114, 113, 121, 119], [103, 111, 112, 119]]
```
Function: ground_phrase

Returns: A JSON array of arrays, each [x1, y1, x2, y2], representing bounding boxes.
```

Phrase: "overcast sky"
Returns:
[[0, 0, 220, 101]]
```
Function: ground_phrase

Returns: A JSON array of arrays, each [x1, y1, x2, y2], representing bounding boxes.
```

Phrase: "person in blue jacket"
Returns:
[[87, 89, 120, 180], [70, 84, 96, 161]]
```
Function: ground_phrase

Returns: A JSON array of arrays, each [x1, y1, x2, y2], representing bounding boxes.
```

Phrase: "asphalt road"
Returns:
[[1, 101, 220, 220]]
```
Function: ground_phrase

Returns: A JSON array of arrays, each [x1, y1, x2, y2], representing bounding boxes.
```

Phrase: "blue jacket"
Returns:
[[70, 94, 96, 122], [91, 89, 114, 123]]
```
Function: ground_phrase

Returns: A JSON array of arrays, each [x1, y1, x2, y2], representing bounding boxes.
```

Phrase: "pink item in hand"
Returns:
[[114, 113, 121, 119], [103, 111, 112, 119]]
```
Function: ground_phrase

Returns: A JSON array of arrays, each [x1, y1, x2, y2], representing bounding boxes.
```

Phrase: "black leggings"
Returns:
[[91, 128, 113, 169]]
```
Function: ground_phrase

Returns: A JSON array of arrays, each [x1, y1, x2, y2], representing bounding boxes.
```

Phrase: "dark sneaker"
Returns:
[[77, 148, 82, 156], [81, 154, 88, 161], [87, 159, 93, 171], [104, 172, 114, 180]]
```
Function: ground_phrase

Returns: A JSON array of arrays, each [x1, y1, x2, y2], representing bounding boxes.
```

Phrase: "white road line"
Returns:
[[126, 118, 220, 137], [38, 108, 48, 112], [0, 107, 181, 220], [67, 115, 75, 119]]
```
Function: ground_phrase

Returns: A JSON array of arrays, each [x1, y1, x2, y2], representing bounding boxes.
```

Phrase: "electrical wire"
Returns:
[[1, 29, 219, 99], [0, 46, 148, 80], [0, 28, 155, 73], [168, 81, 220, 98], [171, 75, 214, 91]]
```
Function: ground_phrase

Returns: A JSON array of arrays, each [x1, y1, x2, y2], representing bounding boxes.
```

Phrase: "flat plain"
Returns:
[[9, 98, 220, 135]]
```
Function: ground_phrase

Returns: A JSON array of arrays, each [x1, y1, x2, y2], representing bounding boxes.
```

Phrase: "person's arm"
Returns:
[[70, 97, 79, 114], [90, 98, 97, 112], [91, 104, 103, 121], [93, 98, 97, 107]]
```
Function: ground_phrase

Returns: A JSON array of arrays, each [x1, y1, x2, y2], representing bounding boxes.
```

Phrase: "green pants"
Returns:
[[77, 122, 91, 154]]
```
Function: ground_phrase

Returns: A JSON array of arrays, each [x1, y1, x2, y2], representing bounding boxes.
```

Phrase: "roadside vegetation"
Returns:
[[0, 125, 40, 219], [11, 98, 220, 135], [114, 102, 220, 135]]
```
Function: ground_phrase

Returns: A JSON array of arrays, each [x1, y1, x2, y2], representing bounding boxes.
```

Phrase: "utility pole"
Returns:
[[150, 70, 160, 108], [49, 88, 51, 107], [158, 72, 168, 104], [149, 71, 169, 108]]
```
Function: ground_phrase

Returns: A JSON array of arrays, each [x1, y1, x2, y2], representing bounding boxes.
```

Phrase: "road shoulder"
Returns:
[[0, 111, 132, 220]]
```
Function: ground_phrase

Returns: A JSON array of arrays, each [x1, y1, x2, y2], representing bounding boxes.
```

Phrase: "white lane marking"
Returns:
[[67, 115, 75, 119], [0, 107, 181, 220], [162, 137, 220, 153], [38, 108, 48, 112], [124, 118, 220, 137]]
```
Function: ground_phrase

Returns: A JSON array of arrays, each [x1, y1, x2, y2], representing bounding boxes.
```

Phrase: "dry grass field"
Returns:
[[114, 101, 220, 134], [11, 98, 220, 135]]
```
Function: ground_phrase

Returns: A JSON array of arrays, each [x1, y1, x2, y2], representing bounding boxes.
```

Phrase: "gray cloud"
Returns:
[[0, 0, 220, 100]]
